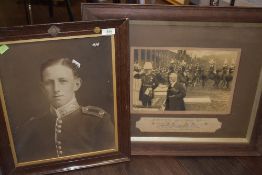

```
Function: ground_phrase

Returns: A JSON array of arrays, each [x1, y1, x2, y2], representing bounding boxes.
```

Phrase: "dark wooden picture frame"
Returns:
[[0, 19, 130, 174], [82, 4, 262, 156]]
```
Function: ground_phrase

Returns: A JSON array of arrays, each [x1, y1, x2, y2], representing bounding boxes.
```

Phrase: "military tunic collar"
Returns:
[[50, 98, 80, 118]]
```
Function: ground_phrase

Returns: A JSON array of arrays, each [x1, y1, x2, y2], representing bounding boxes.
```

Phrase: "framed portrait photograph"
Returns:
[[0, 19, 130, 174], [82, 4, 262, 156]]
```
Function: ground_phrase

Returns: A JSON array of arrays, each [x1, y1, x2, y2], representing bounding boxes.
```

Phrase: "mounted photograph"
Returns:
[[82, 4, 262, 157], [131, 47, 240, 114], [0, 19, 130, 175]]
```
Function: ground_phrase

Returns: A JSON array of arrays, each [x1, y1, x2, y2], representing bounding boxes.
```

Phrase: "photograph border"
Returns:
[[82, 4, 262, 156], [0, 34, 119, 167], [0, 19, 130, 174]]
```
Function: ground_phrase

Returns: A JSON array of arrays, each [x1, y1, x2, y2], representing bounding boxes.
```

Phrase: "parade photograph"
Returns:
[[131, 47, 240, 114]]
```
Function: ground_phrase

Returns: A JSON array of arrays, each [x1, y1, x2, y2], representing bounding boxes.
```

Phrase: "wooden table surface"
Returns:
[[0, 156, 261, 174], [32, 156, 261, 175]]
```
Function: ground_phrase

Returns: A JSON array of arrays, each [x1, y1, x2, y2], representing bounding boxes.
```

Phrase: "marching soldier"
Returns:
[[222, 62, 229, 74], [208, 59, 216, 80], [221, 60, 229, 88], [209, 59, 216, 73], [194, 63, 202, 85], [229, 64, 235, 74]]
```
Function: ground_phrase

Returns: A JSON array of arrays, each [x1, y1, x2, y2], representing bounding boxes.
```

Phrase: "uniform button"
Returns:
[[56, 141, 62, 145], [56, 129, 62, 133], [56, 125, 62, 129], [57, 119, 62, 124], [57, 146, 62, 150], [59, 151, 63, 155]]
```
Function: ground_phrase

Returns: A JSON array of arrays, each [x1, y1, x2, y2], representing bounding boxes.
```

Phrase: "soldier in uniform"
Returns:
[[194, 63, 202, 86], [224, 64, 235, 89], [221, 62, 229, 88], [222, 62, 229, 74], [134, 62, 159, 107], [15, 58, 115, 162], [208, 59, 216, 80], [229, 64, 235, 74]]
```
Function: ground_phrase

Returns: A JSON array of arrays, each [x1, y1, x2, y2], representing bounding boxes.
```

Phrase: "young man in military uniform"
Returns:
[[16, 58, 115, 162]]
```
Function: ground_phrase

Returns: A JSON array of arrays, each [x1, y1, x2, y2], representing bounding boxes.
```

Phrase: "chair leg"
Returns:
[[64, 0, 74, 21], [48, 0, 54, 17], [24, 0, 33, 24]]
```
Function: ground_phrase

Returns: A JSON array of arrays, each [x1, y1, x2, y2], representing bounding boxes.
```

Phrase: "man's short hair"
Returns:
[[40, 58, 80, 80]]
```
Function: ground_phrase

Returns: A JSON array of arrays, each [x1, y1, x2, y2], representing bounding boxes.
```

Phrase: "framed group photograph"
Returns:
[[82, 4, 262, 156], [0, 19, 130, 174]]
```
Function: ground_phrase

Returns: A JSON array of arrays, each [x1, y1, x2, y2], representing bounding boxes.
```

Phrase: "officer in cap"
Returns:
[[16, 58, 115, 162]]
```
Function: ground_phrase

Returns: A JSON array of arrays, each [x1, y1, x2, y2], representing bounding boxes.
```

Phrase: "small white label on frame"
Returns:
[[102, 28, 115, 36]]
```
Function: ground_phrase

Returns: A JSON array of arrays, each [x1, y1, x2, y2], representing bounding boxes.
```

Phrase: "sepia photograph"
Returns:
[[0, 35, 118, 165], [131, 47, 240, 114], [81, 4, 262, 157]]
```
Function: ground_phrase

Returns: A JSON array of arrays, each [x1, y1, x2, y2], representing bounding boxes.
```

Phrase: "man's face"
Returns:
[[41, 64, 81, 108], [169, 73, 177, 84]]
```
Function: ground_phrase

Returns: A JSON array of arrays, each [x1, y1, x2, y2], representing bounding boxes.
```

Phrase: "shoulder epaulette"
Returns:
[[81, 106, 106, 118]]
